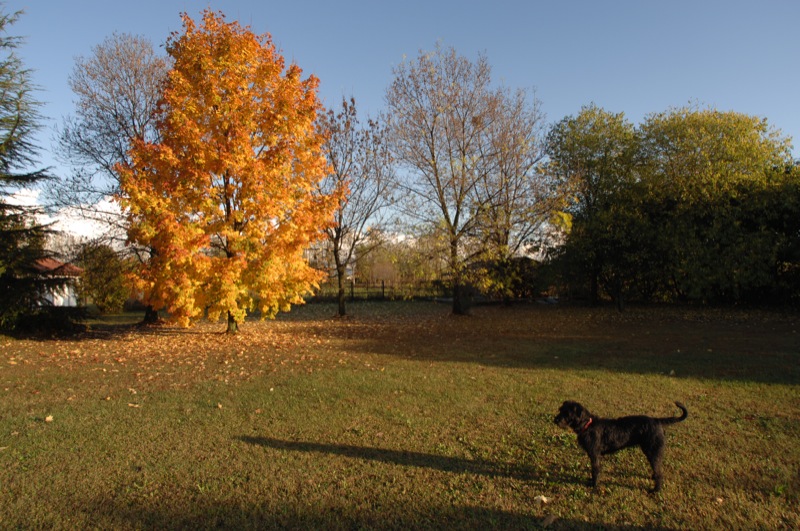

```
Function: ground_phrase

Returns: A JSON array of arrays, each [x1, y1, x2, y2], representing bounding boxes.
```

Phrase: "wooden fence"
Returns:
[[310, 279, 448, 302]]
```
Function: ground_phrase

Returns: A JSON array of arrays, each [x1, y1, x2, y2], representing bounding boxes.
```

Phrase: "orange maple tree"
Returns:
[[117, 10, 339, 333]]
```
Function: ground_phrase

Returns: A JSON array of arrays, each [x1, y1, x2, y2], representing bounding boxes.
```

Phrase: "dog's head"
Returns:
[[554, 400, 590, 431]]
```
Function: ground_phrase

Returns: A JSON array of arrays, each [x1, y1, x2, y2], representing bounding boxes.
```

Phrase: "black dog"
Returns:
[[554, 400, 687, 492]]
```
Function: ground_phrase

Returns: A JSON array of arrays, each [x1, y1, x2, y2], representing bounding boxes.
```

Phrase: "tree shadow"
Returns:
[[19, 301, 798, 384], [235, 435, 553, 483], [322, 303, 800, 385], [234, 435, 672, 495], [69, 435, 673, 530]]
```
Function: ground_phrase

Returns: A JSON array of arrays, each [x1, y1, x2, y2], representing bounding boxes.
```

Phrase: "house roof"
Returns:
[[33, 258, 83, 277]]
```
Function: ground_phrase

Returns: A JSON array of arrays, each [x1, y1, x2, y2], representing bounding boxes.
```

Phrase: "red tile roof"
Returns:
[[33, 258, 83, 277]]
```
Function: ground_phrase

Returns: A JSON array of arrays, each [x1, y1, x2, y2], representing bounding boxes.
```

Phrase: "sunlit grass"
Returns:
[[1, 302, 798, 529]]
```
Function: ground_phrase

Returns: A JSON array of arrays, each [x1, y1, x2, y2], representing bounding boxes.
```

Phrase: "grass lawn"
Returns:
[[1, 301, 798, 529]]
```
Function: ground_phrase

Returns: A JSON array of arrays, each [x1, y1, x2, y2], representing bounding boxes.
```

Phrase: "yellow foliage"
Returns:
[[117, 10, 340, 330], [550, 210, 573, 234]]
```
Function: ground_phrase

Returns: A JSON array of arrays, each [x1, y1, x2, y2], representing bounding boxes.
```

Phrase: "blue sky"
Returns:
[[6, 0, 800, 175]]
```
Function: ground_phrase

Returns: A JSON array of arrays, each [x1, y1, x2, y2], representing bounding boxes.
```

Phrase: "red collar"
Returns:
[[579, 418, 593, 434]]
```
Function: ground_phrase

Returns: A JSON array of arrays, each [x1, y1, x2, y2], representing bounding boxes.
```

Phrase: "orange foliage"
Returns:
[[117, 10, 339, 328]]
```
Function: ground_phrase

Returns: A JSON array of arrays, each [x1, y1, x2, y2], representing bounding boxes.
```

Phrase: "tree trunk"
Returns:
[[336, 263, 347, 317], [452, 282, 472, 315], [589, 270, 599, 306], [450, 241, 471, 316], [614, 277, 625, 312], [226, 311, 238, 334], [332, 237, 348, 316], [142, 304, 159, 324]]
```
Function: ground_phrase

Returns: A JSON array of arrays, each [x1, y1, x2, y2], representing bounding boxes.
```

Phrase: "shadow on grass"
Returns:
[[20, 301, 797, 385], [236, 435, 554, 482], [77, 435, 673, 530], [78, 497, 675, 530], [329, 304, 800, 385], [237, 436, 676, 495]]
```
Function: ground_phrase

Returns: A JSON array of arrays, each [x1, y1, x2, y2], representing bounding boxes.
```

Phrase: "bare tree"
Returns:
[[474, 86, 552, 299], [319, 97, 394, 316], [47, 33, 168, 322], [48, 33, 168, 244], [386, 44, 499, 315]]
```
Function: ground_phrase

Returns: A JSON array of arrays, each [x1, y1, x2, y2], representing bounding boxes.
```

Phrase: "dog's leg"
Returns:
[[589, 453, 601, 487], [643, 444, 664, 493]]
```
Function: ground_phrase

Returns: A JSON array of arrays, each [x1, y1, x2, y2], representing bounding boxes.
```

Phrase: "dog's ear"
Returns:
[[573, 402, 590, 421], [564, 401, 590, 427]]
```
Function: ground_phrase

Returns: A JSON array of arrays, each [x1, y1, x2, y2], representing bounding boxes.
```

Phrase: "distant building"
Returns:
[[33, 258, 83, 307]]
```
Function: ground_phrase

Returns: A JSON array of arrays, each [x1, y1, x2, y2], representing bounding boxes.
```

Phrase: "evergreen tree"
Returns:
[[0, 8, 58, 330]]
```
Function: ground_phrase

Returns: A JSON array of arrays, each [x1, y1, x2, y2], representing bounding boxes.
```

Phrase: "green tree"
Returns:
[[0, 8, 59, 330], [76, 243, 129, 313], [545, 104, 638, 306], [770, 162, 800, 301], [638, 106, 796, 302]]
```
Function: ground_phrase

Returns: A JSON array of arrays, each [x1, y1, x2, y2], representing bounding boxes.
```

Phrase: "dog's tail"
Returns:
[[658, 402, 688, 425]]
